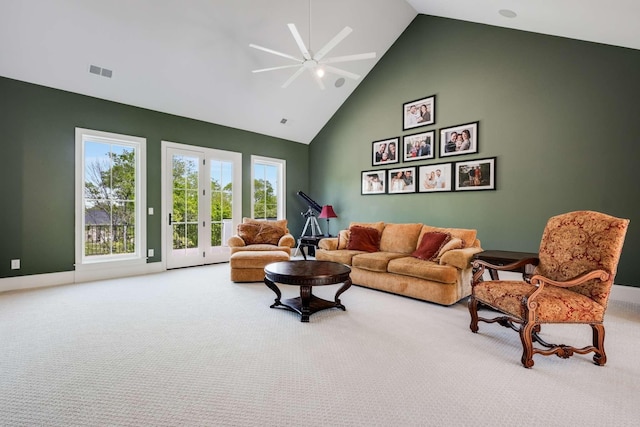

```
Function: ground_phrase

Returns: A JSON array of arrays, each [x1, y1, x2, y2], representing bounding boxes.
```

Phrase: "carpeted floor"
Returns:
[[1, 262, 639, 426]]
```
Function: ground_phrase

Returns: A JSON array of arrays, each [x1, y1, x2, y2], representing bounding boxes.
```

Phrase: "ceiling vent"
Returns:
[[89, 65, 113, 78]]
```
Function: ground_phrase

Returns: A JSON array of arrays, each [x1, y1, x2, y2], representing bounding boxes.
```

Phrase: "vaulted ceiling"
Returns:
[[1, 1, 638, 144]]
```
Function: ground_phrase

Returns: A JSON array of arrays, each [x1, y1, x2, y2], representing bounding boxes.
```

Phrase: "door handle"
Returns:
[[169, 213, 173, 225]]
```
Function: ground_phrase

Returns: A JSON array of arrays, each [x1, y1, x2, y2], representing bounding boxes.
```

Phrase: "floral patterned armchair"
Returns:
[[469, 211, 629, 368]]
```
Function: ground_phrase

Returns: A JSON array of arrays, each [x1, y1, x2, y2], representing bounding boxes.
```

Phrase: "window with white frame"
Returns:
[[251, 155, 285, 220], [75, 128, 146, 267]]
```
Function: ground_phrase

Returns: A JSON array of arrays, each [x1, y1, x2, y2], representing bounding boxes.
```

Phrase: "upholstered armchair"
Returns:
[[227, 218, 296, 255], [469, 211, 629, 368]]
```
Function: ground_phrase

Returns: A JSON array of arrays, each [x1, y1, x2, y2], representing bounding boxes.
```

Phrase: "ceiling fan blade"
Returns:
[[249, 43, 302, 63], [313, 26, 352, 61], [288, 23, 312, 60], [282, 67, 306, 88], [323, 65, 360, 80], [252, 64, 303, 73], [308, 68, 326, 90], [320, 52, 376, 64]]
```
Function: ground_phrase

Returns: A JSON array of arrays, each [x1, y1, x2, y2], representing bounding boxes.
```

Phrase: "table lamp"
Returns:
[[318, 205, 338, 236]]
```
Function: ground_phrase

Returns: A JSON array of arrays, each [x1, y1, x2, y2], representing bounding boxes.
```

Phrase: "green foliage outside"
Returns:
[[253, 178, 277, 220], [84, 147, 136, 256]]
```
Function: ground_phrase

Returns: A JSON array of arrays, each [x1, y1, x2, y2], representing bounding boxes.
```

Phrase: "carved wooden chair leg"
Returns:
[[469, 296, 479, 333], [519, 321, 536, 368], [591, 323, 607, 366]]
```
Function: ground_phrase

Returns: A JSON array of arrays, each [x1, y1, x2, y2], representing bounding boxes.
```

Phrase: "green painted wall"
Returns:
[[0, 76, 309, 278], [309, 15, 640, 286]]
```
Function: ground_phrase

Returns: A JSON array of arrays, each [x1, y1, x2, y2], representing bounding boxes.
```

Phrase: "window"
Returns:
[[251, 155, 285, 220], [75, 128, 146, 268]]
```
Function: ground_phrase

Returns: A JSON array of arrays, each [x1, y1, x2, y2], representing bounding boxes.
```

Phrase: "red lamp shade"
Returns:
[[319, 205, 338, 219]]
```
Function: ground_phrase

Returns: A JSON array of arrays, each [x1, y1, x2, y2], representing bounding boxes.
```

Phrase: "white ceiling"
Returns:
[[1, 1, 638, 145]]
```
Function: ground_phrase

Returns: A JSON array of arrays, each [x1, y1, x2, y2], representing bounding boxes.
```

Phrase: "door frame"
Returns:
[[161, 140, 242, 270]]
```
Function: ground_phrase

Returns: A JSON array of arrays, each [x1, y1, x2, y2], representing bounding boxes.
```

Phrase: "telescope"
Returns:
[[297, 191, 322, 214], [295, 191, 323, 243]]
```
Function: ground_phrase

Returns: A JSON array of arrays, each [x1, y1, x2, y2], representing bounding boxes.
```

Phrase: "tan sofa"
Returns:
[[315, 222, 482, 305]]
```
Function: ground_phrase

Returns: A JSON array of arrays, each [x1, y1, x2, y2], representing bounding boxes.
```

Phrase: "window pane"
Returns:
[[84, 141, 111, 200], [111, 145, 135, 202], [253, 162, 279, 220]]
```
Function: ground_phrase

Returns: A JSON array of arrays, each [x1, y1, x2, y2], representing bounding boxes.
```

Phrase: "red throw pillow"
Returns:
[[346, 226, 380, 253], [412, 232, 451, 261]]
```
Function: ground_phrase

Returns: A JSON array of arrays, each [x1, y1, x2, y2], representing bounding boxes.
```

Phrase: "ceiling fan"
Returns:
[[249, 22, 376, 89]]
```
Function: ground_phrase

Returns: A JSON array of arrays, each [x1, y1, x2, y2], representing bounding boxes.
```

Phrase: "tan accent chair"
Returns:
[[469, 211, 629, 368], [228, 218, 295, 282]]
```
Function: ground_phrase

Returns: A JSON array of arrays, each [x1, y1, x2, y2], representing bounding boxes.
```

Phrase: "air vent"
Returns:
[[280, 118, 288, 124], [89, 64, 113, 78]]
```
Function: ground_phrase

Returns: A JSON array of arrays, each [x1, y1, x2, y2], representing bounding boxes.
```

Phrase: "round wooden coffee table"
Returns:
[[264, 260, 352, 322]]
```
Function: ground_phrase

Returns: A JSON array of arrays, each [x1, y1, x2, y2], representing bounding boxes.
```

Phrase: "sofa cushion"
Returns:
[[337, 229, 351, 249], [243, 217, 289, 233], [379, 223, 423, 253], [433, 237, 464, 262], [316, 249, 366, 265], [347, 226, 380, 252], [419, 225, 477, 248], [352, 252, 408, 272], [237, 222, 284, 245], [388, 257, 459, 284], [412, 231, 450, 260], [349, 221, 385, 235]]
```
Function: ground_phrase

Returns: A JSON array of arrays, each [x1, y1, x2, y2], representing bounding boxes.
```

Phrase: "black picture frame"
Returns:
[[454, 157, 496, 191], [402, 95, 436, 130], [403, 131, 435, 162], [439, 121, 479, 157], [417, 163, 453, 193], [361, 169, 387, 195], [388, 166, 417, 194], [372, 137, 400, 166]]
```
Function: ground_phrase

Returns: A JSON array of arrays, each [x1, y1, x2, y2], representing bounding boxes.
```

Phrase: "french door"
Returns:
[[163, 143, 241, 269]]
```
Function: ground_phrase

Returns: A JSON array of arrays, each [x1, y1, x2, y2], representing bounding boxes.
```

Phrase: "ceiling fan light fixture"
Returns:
[[316, 67, 325, 78], [499, 9, 517, 18]]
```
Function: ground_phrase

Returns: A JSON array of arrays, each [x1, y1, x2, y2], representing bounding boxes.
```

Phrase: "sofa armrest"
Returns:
[[278, 233, 296, 248], [439, 246, 483, 269], [318, 237, 338, 251], [227, 235, 246, 247]]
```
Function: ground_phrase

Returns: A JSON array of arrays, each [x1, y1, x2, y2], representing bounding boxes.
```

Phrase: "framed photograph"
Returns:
[[388, 167, 417, 194], [454, 157, 496, 191], [372, 137, 400, 166], [439, 121, 479, 157], [402, 95, 436, 130], [361, 170, 387, 195], [403, 131, 435, 162], [418, 163, 453, 193]]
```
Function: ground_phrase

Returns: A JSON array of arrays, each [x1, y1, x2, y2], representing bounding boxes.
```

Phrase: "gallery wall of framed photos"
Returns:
[[361, 94, 496, 195]]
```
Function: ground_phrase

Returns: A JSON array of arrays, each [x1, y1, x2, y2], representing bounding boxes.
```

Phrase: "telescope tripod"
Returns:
[[294, 208, 323, 258]]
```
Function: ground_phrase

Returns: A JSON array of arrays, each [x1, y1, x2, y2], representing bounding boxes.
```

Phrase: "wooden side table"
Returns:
[[295, 236, 324, 259], [472, 250, 539, 281]]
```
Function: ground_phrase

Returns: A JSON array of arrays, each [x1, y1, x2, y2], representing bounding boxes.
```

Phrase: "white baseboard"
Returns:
[[0, 263, 164, 293]]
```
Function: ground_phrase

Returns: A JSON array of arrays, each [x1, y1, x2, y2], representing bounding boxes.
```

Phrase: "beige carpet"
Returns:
[[1, 262, 639, 426]]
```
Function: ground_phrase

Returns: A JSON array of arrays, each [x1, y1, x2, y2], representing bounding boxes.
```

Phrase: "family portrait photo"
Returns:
[[418, 163, 452, 192], [439, 121, 479, 157], [402, 95, 435, 130], [372, 137, 400, 166], [403, 131, 435, 162], [455, 157, 496, 191], [362, 170, 387, 195], [388, 167, 416, 194]]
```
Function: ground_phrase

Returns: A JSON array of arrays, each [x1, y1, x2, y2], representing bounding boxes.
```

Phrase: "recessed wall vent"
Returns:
[[89, 65, 113, 78]]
